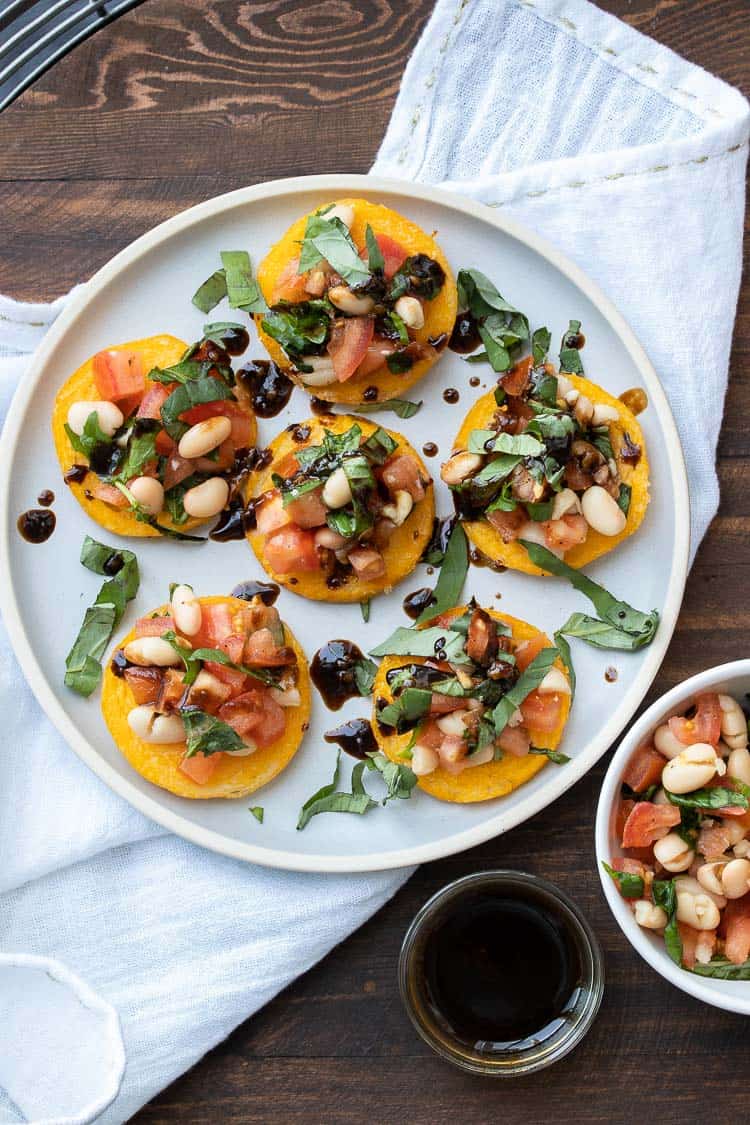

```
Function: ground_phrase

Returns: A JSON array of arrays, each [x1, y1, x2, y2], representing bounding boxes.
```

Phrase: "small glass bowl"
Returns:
[[398, 870, 604, 1076]]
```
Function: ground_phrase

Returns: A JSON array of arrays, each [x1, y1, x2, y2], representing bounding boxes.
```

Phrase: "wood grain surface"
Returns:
[[2, 1, 748, 1122]]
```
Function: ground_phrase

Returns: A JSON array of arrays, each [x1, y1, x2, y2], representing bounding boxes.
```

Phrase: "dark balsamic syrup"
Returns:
[[64, 465, 88, 485], [449, 311, 481, 354], [238, 360, 294, 418], [37, 489, 54, 506], [209, 503, 248, 542], [423, 891, 582, 1045], [311, 640, 368, 710], [17, 508, 56, 543], [324, 718, 377, 760], [363, 385, 378, 403], [310, 397, 334, 416], [231, 579, 280, 606], [421, 515, 456, 563], [443, 388, 460, 404], [110, 650, 128, 677], [428, 332, 448, 351], [403, 587, 436, 621], [218, 326, 250, 356], [288, 423, 312, 444], [422, 442, 438, 458], [470, 547, 507, 573]]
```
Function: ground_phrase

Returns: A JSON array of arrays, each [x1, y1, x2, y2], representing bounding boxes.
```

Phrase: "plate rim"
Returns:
[[0, 173, 690, 872]]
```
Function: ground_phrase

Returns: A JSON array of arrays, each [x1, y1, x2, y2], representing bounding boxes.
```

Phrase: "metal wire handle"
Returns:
[[0, 0, 146, 111]]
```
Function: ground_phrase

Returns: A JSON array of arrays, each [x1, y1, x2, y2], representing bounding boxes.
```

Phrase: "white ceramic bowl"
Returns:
[[596, 659, 750, 1014]]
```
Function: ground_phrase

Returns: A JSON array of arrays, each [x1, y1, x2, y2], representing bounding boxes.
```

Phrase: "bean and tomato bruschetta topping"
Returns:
[[249, 417, 434, 599], [56, 326, 256, 537], [370, 603, 571, 801], [606, 692, 750, 977]]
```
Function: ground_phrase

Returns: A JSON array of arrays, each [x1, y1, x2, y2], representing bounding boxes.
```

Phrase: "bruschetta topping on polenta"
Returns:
[[102, 589, 310, 798], [369, 603, 571, 803], [247, 414, 435, 601], [53, 326, 257, 538], [255, 199, 456, 401]]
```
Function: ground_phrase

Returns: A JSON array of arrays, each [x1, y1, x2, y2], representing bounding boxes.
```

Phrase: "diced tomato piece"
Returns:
[[204, 660, 247, 693], [438, 734, 467, 768], [380, 454, 425, 501], [255, 492, 291, 536], [668, 693, 722, 747], [90, 481, 129, 508], [348, 546, 386, 581], [271, 256, 311, 304], [497, 726, 530, 757], [697, 821, 732, 860], [616, 799, 636, 841], [195, 439, 235, 474], [286, 487, 327, 529], [156, 668, 186, 713], [93, 349, 145, 406], [487, 506, 526, 543], [135, 614, 174, 637], [162, 453, 195, 491], [359, 233, 407, 279], [611, 857, 649, 878], [155, 431, 176, 456], [354, 340, 398, 380], [500, 356, 533, 397], [181, 401, 253, 447], [187, 672, 232, 712], [243, 628, 292, 667], [429, 692, 465, 714], [723, 897, 750, 965], [136, 383, 171, 419], [274, 453, 301, 479], [264, 526, 320, 573], [544, 514, 588, 553], [123, 666, 164, 704], [621, 802, 681, 848], [623, 743, 667, 793], [179, 751, 222, 785], [218, 689, 286, 747], [520, 690, 563, 733], [514, 634, 548, 672], [328, 316, 374, 382], [416, 719, 444, 749], [195, 602, 234, 647]]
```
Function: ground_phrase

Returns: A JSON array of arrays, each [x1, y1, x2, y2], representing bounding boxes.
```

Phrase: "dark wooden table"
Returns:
[[1, 2, 748, 1120]]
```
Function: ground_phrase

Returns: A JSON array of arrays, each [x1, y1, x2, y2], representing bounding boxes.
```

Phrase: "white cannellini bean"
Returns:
[[676, 891, 721, 931], [654, 722, 687, 760], [722, 818, 748, 846], [327, 285, 375, 316], [436, 710, 469, 736], [440, 451, 482, 486], [463, 745, 495, 769], [697, 862, 727, 897], [518, 520, 563, 557], [66, 400, 124, 437], [551, 488, 582, 520], [537, 667, 571, 696], [326, 202, 354, 228], [675, 874, 726, 908], [634, 900, 668, 930], [581, 485, 627, 537], [381, 490, 414, 527], [411, 744, 440, 776], [124, 636, 184, 667], [718, 694, 748, 751], [322, 467, 352, 509], [574, 393, 594, 425], [720, 858, 750, 899], [590, 403, 620, 426], [733, 839, 750, 858], [129, 476, 164, 517], [653, 832, 694, 872], [177, 415, 232, 460], [662, 743, 721, 794], [394, 295, 424, 330], [564, 388, 579, 406], [183, 477, 229, 520], [556, 374, 573, 400], [127, 705, 185, 744], [298, 356, 337, 387], [270, 686, 301, 708], [170, 583, 202, 637]]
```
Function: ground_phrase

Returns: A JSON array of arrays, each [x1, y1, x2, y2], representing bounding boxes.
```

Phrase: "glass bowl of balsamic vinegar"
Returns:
[[399, 871, 604, 1076]]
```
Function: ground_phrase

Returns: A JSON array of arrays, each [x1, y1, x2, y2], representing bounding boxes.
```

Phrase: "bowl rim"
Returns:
[[595, 658, 750, 1014]]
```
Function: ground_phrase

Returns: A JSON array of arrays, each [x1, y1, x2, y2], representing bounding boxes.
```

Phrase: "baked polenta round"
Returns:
[[102, 596, 310, 800], [373, 607, 570, 804], [255, 198, 457, 403], [246, 413, 435, 603]]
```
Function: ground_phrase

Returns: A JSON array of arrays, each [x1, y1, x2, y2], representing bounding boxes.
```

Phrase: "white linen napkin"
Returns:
[[1, 1, 747, 1121]]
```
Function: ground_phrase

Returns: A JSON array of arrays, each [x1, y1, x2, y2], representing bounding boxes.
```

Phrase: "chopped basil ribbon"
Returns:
[[353, 398, 422, 419], [520, 540, 659, 651], [162, 630, 278, 687], [201, 321, 247, 346], [553, 629, 576, 700], [652, 879, 682, 966], [691, 959, 750, 980], [666, 787, 748, 812], [376, 687, 432, 732], [601, 861, 644, 900], [467, 430, 544, 457], [220, 250, 267, 313], [298, 212, 371, 287], [354, 656, 377, 695], [112, 482, 206, 541], [455, 268, 529, 372], [64, 411, 112, 461], [181, 708, 246, 757], [296, 750, 416, 830], [365, 224, 385, 272], [416, 521, 468, 625], [530, 746, 571, 765], [617, 483, 632, 515], [365, 751, 418, 801], [249, 806, 264, 823], [113, 429, 157, 483], [360, 600, 371, 623], [64, 537, 140, 696], [192, 269, 229, 314], [160, 376, 235, 441], [532, 326, 551, 366], [559, 319, 584, 373], [491, 646, 558, 740], [370, 625, 471, 665]]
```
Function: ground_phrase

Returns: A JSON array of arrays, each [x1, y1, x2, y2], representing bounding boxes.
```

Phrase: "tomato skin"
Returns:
[[514, 634, 548, 672], [271, 256, 310, 304], [500, 356, 533, 397], [179, 751, 222, 785], [668, 693, 721, 747], [136, 383, 170, 419], [218, 689, 286, 747], [497, 726, 530, 757], [264, 526, 320, 573], [286, 487, 327, 529], [380, 454, 425, 501], [723, 897, 750, 965], [90, 481, 129, 508], [621, 801, 681, 848], [93, 349, 145, 406], [328, 317, 374, 382], [162, 453, 194, 491], [255, 492, 291, 537], [622, 743, 666, 793], [123, 666, 163, 705], [359, 233, 407, 279], [354, 340, 398, 380], [520, 690, 563, 733], [135, 614, 175, 637], [195, 603, 234, 648], [487, 506, 526, 543], [181, 401, 253, 447], [243, 628, 290, 666]]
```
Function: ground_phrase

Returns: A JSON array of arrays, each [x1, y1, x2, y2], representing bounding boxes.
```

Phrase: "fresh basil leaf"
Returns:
[[220, 250, 267, 313], [667, 787, 748, 812], [417, 521, 468, 625], [164, 630, 278, 688], [532, 326, 551, 366], [389, 255, 444, 301], [148, 359, 207, 386], [79, 536, 139, 600], [354, 657, 377, 695], [361, 426, 397, 464], [298, 214, 370, 287], [261, 301, 331, 362], [326, 500, 373, 541], [160, 376, 235, 441], [464, 454, 521, 489], [386, 351, 413, 375], [601, 860, 644, 899], [556, 612, 650, 652], [360, 600, 371, 623], [365, 751, 418, 801], [464, 351, 489, 365], [525, 410, 577, 442], [249, 806, 264, 823], [354, 398, 422, 419], [163, 630, 201, 685], [456, 269, 519, 319], [618, 483, 632, 516], [192, 268, 228, 314], [202, 321, 247, 346], [342, 453, 376, 494], [525, 499, 555, 522], [468, 430, 544, 457], [651, 878, 682, 966], [365, 224, 385, 273], [276, 475, 324, 507], [296, 752, 378, 829], [114, 429, 157, 484], [553, 629, 576, 700], [376, 687, 433, 731], [520, 540, 659, 649], [486, 483, 517, 513], [64, 412, 113, 462], [477, 322, 511, 373], [386, 310, 409, 345], [492, 647, 559, 737], [559, 318, 584, 374], [181, 708, 246, 756], [298, 751, 342, 822], [691, 958, 750, 980], [589, 424, 614, 461], [370, 625, 470, 664]]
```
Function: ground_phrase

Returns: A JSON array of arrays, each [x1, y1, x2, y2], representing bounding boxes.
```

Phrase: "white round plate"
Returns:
[[0, 175, 689, 872]]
